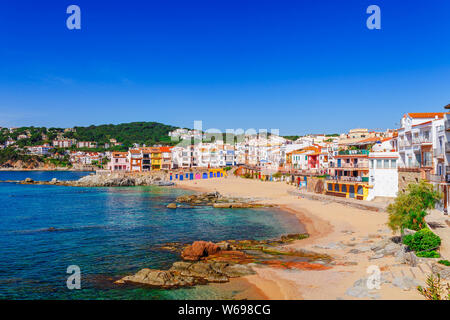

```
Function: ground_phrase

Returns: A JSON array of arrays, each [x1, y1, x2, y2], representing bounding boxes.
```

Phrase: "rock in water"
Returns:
[[24, 178, 33, 183], [120, 268, 198, 288], [181, 241, 220, 261], [167, 203, 177, 209]]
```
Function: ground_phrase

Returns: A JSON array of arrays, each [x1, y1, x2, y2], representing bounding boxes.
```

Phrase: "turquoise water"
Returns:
[[0, 171, 304, 299]]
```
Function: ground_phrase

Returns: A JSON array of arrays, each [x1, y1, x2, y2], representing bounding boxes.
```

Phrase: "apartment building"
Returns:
[[53, 139, 74, 148], [161, 146, 173, 170], [107, 152, 129, 171], [396, 112, 444, 192], [76, 141, 98, 149], [129, 149, 142, 172]]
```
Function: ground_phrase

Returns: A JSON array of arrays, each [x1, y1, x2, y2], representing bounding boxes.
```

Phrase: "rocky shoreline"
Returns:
[[167, 192, 275, 209], [114, 233, 334, 289], [1, 172, 175, 187]]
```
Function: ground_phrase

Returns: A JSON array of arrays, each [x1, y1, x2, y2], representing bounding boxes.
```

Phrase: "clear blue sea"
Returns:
[[0, 171, 304, 300]]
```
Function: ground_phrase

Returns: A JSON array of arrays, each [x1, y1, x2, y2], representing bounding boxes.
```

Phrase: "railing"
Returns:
[[398, 162, 432, 169], [398, 141, 412, 148], [337, 150, 370, 156], [434, 148, 444, 157], [329, 162, 369, 169], [412, 137, 432, 144], [426, 172, 450, 184], [326, 176, 369, 183]]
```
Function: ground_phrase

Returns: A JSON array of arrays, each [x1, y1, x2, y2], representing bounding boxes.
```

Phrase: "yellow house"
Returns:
[[325, 181, 371, 200], [150, 147, 162, 170]]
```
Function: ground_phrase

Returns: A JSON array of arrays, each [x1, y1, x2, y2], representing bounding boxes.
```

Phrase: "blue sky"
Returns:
[[0, 0, 449, 135]]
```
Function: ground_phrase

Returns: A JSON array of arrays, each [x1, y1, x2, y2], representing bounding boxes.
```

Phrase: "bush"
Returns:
[[418, 273, 450, 300], [387, 181, 441, 232], [402, 229, 441, 252], [416, 250, 440, 258], [438, 260, 450, 266], [272, 172, 282, 179]]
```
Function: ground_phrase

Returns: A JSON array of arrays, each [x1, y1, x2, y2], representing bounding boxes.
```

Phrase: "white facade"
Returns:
[[367, 151, 399, 201]]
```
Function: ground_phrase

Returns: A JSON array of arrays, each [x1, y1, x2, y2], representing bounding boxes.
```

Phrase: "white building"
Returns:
[[367, 150, 399, 201]]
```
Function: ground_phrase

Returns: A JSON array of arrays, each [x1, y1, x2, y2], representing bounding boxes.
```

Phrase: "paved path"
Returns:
[[426, 209, 450, 259]]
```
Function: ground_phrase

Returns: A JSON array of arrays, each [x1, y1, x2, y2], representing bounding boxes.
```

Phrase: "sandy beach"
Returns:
[[176, 175, 449, 300]]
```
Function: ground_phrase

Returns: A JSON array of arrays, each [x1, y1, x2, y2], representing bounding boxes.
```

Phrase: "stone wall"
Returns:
[[306, 177, 325, 194], [398, 170, 422, 193]]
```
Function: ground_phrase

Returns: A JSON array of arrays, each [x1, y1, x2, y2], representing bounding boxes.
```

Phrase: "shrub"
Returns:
[[402, 228, 441, 252], [272, 172, 282, 179], [387, 181, 441, 232], [438, 260, 450, 266], [416, 250, 440, 258], [417, 273, 450, 300]]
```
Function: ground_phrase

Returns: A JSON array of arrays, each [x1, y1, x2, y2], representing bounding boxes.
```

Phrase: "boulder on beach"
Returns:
[[181, 241, 220, 261]]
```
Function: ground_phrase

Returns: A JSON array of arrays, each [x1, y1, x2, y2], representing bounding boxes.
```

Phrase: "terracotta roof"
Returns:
[[112, 152, 128, 157], [160, 146, 173, 152], [412, 120, 432, 128], [356, 137, 381, 144], [406, 112, 444, 119]]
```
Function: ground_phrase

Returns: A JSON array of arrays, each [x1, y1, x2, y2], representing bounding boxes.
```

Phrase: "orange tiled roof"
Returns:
[[112, 152, 128, 157], [406, 112, 444, 119], [160, 146, 173, 152], [356, 137, 381, 144]]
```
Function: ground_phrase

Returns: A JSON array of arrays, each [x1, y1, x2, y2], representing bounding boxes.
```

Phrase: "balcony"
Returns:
[[330, 162, 369, 169], [326, 175, 369, 183], [412, 136, 432, 144], [398, 141, 412, 149], [337, 150, 369, 156], [434, 148, 444, 158], [426, 173, 450, 183]]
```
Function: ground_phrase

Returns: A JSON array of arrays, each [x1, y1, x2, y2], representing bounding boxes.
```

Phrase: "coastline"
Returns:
[[0, 168, 93, 172], [175, 175, 430, 300]]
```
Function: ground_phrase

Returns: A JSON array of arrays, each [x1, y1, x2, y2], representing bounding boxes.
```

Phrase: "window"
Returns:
[[384, 159, 389, 168], [369, 159, 374, 169], [328, 183, 332, 191], [334, 184, 339, 192], [342, 185, 347, 193], [391, 159, 397, 168], [377, 159, 382, 168]]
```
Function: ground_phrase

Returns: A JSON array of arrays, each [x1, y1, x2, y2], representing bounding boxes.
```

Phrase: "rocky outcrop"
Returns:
[[72, 172, 175, 187], [431, 263, 450, 280], [181, 241, 220, 261], [14, 172, 175, 187], [117, 232, 319, 289], [176, 192, 274, 208], [117, 260, 255, 288]]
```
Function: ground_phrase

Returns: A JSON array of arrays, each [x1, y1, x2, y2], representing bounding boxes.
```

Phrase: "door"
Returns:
[[349, 185, 355, 198]]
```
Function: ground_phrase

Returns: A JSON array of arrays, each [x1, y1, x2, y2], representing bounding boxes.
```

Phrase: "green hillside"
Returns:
[[63, 122, 179, 147]]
